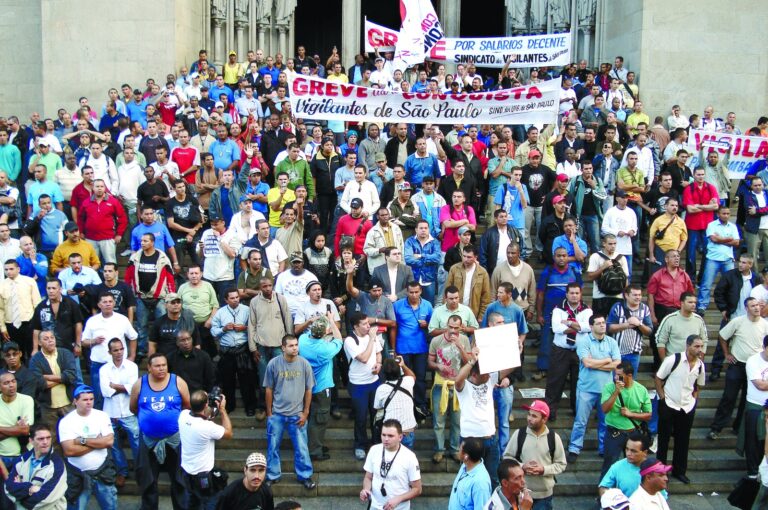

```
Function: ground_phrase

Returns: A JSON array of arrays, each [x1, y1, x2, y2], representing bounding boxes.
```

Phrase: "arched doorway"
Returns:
[[294, 0, 343, 61]]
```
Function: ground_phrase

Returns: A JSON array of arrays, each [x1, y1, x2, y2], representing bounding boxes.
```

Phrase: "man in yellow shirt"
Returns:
[[223, 50, 245, 90], [648, 197, 687, 266], [0, 371, 34, 458], [266, 172, 296, 231], [50, 222, 101, 275]]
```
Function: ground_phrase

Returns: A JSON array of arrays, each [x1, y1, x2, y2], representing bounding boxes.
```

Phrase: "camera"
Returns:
[[208, 386, 223, 418]]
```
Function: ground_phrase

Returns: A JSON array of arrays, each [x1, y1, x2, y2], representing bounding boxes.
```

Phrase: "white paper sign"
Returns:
[[475, 323, 520, 374]]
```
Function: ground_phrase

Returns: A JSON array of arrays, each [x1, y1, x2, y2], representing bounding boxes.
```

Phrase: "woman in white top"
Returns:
[[344, 312, 383, 460], [374, 358, 417, 449]]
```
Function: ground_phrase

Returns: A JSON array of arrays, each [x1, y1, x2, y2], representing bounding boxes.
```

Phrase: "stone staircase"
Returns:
[[103, 250, 746, 509]]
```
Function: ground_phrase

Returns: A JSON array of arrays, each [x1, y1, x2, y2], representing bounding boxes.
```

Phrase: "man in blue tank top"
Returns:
[[130, 353, 191, 510]]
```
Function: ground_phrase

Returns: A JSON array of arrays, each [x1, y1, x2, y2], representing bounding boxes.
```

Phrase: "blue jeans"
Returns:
[[532, 496, 554, 510], [111, 415, 140, 477], [73, 473, 117, 510], [90, 361, 106, 410], [421, 281, 436, 306], [649, 395, 659, 435], [136, 298, 167, 356], [266, 413, 313, 482], [402, 431, 415, 450], [622, 353, 640, 378], [537, 305, 555, 371], [494, 386, 514, 454], [697, 258, 734, 310], [432, 384, 460, 454], [579, 215, 601, 254], [461, 435, 500, 488], [348, 380, 380, 450], [686, 229, 708, 281], [569, 390, 606, 455]]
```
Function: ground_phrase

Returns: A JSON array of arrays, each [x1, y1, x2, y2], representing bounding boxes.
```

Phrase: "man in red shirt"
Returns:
[[333, 198, 372, 257], [170, 129, 201, 185], [156, 87, 181, 127], [70, 165, 96, 221], [646, 249, 694, 368], [78, 179, 128, 265], [681, 167, 719, 282]]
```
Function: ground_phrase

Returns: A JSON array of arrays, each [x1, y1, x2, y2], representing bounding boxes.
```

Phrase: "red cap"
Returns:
[[528, 149, 542, 159], [556, 173, 569, 182], [552, 194, 566, 204], [523, 400, 550, 418]]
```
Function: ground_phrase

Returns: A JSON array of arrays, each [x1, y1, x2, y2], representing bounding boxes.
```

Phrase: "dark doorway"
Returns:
[[459, 0, 505, 37], [361, 0, 401, 33], [294, 0, 342, 60]]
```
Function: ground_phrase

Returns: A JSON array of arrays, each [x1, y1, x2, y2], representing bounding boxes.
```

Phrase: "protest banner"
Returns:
[[289, 75, 560, 125], [474, 323, 520, 374], [393, 0, 444, 72], [365, 19, 571, 68], [685, 129, 768, 179]]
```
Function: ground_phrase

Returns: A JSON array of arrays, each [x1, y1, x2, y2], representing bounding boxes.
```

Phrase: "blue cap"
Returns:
[[73, 384, 95, 399]]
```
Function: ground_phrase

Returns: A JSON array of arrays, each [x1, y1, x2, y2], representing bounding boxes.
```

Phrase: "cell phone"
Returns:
[[326, 304, 331, 313]]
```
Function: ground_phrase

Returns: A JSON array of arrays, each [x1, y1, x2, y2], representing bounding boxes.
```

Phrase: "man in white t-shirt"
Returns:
[[345, 312, 383, 460], [455, 345, 512, 487], [199, 217, 241, 304], [83, 293, 138, 409], [59, 385, 117, 508], [294, 281, 341, 336], [585, 233, 629, 317], [600, 190, 637, 273], [360, 419, 422, 510], [274, 252, 318, 318], [744, 342, 768, 476], [179, 389, 233, 509]]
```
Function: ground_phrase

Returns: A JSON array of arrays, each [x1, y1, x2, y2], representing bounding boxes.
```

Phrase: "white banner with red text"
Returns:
[[289, 75, 560, 125], [365, 19, 571, 68], [393, 0, 445, 72], [685, 129, 768, 179]]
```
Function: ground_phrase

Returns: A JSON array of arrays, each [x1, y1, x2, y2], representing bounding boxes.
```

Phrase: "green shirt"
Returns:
[[601, 381, 651, 430], [428, 303, 479, 334], [178, 281, 219, 323], [0, 393, 34, 456]]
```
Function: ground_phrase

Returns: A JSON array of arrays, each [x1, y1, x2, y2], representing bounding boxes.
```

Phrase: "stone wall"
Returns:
[[0, 0, 44, 118], [0, 0, 205, 119], [599, 0, 768, 127]]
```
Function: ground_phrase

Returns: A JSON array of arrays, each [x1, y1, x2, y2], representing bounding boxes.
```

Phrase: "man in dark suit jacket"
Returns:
[[384, 124, 416, 169], [372, 247, 415, 302]]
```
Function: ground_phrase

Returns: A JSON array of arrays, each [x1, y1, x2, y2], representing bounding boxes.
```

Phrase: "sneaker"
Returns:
[[707, 430, 719, 440], [355, 448, 366, 460], [254, 409, 267, 421], [451, 452, 462, 462], [300, 478, 317, 490], [120, 248, 132, 257], [531, 370, 547, 381], [649, 435, 658, 453], [566, 452, 578, 463], [432, 452, 444, 463]]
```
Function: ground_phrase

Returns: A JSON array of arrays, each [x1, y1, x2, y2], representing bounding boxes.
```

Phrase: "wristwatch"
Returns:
[[79, 437, 87, 446]]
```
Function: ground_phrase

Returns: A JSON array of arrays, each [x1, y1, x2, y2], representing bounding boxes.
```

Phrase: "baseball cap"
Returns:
[[374, 152, 386, 163], [164, 292, 181, 303], [375, 57, 384, 63], [290, 251, 303, 263], [552, 194, 566, 205], [350, 198, 364, 209], [346, 130, 358, 139], [37, 141, 48, 147], [133, 88, 142, 95], [228, 50, 237, 56], [761, 266, 768, 274], [305, 280, 322, 293], [599, 488, 630, 510], [249, 167, 262, 174], [64, 221, 79, 232], [614, 189, 628, 198], [215, 101, 224, 108], [458, 226, 471, 235], [189, 72, 199, 79], [555, 173, 569, 182], [310, 318, 328, 338], [522, 400, 550, 418], [73, 384, 95, 399], [397, 182, 412, 192], [239, 195, 253, 203], [1, 342, 20, 353], [639, 458, 672, 477], [245, 452, 267, 468], [369, 276, 384, 290], [528, 149, 542, 159]]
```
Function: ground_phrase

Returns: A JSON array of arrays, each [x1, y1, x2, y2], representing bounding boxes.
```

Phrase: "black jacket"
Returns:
[[479, 226, 517, 277], [384, 137, 416, 169], [714, 269, 761, 316], [539, 214, 566, 265]]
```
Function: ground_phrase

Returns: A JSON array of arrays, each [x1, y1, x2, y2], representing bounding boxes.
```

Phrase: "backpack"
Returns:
[[662, 352, 703, 390], [513, 426, 557, 463], [596, 252, 627, 295]]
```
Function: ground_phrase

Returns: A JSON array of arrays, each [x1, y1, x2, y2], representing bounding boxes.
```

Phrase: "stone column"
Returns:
[[213, 18, 225, 63], [277, 25, 287, 56], [440, 0, 461, 37], [258, 24, 266, 52], [341, 0, 360, 70], [235, 20, 247, 56]]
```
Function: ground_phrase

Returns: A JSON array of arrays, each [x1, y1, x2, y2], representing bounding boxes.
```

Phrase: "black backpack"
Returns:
[[596, 252, 627, 295], [513, 427, 557, 463]]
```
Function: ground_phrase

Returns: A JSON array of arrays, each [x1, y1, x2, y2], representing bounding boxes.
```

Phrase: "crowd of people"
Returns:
[[0, 42, 768, 510]]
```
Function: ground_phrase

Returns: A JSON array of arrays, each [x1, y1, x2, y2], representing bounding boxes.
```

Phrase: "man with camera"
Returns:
[[179, 389, 233, 510]]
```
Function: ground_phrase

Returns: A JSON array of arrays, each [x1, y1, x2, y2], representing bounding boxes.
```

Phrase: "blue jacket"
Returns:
[[404, 235, 442, 283], [744, 189, 768, 234], [404, 153, 440, 188]]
